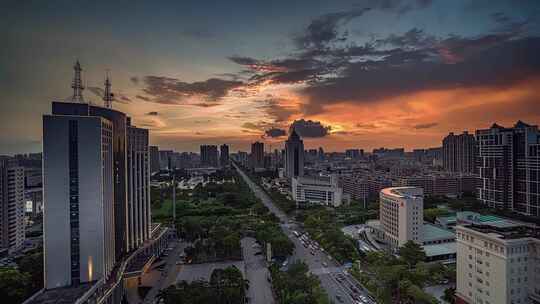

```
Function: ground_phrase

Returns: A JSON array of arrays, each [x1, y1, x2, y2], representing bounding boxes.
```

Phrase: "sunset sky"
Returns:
[[2, 0, 540, 154]]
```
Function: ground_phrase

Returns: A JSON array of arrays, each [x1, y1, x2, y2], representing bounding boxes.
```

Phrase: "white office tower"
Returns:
[[284, 129, 304, 178], [379, 187, 424, 248], [43, 115, 115, 288], [126, 123, 151, 251], [456, 222, 540, 304], [292, 175, 343, 207], [0, 159, 25, 253]]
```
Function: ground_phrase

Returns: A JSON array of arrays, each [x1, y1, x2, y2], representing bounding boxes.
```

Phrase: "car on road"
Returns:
[[310, 250, 315, 255], [336, 294, 344, 303], [322, 262, 328, 267]]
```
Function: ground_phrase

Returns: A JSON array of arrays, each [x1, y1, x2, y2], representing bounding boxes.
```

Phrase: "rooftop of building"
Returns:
[[381, 186, 423, 199], [423, 242, 456, 257], [423, 223, 456, 242], [459, 221, 540, 240]]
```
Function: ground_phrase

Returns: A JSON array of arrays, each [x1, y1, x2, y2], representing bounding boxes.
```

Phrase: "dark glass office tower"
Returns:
[[52, 101, 128, 259]]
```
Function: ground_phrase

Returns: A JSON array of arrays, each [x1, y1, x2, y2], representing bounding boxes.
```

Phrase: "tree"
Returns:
[[18, 251, 44, 292], [443, 287, 455, 304], [0, 267, 32, 303], [399, 241, 426, 268]]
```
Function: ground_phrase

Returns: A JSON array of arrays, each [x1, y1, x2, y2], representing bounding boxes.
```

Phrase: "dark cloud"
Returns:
[[146, 111, 159, 116], [366, 0, 433, 15], [290, 119, 331, 137], [264, 128, 287, 138], [294, 8, 371, 50], [87, 86, 131, 104], [301, 36, 540, 113], [256, 99, 299, 122], [140, 76, 243, 104], [413, 122, 438, 129], [130, 76, 139, 85]]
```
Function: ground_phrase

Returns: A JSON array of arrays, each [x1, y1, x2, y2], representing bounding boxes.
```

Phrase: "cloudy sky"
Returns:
[[2, 0, 540, 154]]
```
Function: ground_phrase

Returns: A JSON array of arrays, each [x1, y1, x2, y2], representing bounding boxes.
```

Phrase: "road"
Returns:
[[234, 163, 376, 304], [241, 237, 275, 304]]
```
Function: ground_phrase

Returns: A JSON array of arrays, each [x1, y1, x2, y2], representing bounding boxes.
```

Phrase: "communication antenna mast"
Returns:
[[71, 60, 85, 103], [103, 70, 113, 108]]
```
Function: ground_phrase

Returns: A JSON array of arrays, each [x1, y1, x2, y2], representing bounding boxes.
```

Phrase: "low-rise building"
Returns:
[[292, 175, 343, 207]]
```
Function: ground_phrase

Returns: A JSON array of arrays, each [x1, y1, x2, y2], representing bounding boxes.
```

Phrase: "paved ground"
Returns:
[[234, 163, 377, 304], [141, 240, 187, 304], [241, 237, 275, 304]]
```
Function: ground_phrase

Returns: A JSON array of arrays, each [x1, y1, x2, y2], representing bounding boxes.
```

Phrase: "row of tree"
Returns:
[[269, 261, 329, 304]]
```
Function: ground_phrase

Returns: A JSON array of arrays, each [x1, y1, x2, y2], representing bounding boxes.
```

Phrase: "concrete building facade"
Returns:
[[379, 187, 424, 248], [126, 124, 151, 252], [292, 175, 343, 207], [456, 223, 540, 304], [43, 115, 115, 288]]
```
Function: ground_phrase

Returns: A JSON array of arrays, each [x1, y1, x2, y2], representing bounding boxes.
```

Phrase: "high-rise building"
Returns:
[[476, 121, 540, 217], [443, 131, 476, 173], [285, 130, 304, 178], [220, 144, 229, 167], [126, 123, 151, 251], [149, 146, 160, 173], [455, 222, 540, 304], [0, 158, 25, 253], [379, 187, 424, 248], [250, 142, 264, 169], [43, 114, 116, 288], [200, 145, 218, 167]]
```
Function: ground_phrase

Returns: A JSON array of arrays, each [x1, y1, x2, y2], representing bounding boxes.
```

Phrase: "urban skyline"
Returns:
[[2, 1, 540, 304]]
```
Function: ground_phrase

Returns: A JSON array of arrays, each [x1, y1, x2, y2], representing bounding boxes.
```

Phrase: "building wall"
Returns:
[[380, 187, 423, 248], [127, 125, 151, 252], [43, 115, 114, 289], [292, 176, 342, 207], [284, 132, 304, 178], [456, 225, 540, 304]]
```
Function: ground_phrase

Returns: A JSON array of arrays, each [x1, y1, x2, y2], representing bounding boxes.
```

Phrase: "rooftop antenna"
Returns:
[[71, 60, 85, 103], [103, 70, 113, 108]]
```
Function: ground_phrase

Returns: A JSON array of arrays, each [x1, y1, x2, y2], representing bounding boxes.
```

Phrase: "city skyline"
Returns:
[[2, 0, 540, 154]]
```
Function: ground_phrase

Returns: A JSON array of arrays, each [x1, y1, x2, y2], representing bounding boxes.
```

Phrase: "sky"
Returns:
[[2, 0, 540, 154]]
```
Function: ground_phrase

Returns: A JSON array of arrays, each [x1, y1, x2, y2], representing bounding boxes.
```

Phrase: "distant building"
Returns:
[[285, 130, 304, 178], [455, 222, 540, 304], [292, 175, 343, 207], [373, 147, 405, 158], [0, 158, 25, 253], [158, 150, 173, 170], [149, 146, 160, 173], [220, 144, 229, 167], [340, 176, 392, 202], [200, 145, 219, 167], [443, 131, 476, 173], [379, 187, 424, 248], [345, 149, 361, 159], [476, 121, 540, 217], [250, 142, 264, 169], [398, 174, 477, 197]]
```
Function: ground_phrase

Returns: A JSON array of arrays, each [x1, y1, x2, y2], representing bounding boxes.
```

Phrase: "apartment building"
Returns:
[[456, 222, 540, 304]]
